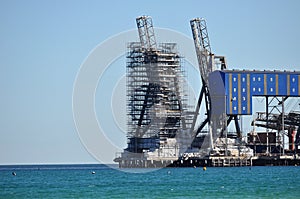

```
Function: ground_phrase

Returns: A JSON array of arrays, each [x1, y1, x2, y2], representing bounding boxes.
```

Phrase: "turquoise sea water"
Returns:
[[1, 164, 299, 198]]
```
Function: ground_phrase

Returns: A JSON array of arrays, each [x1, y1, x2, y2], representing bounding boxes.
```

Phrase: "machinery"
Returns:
[[114, 16, 300, 167], [190, 18, 241, 141], [190, 18, 244, 158]]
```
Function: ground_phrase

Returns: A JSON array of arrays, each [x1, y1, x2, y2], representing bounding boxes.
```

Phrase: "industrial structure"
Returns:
[[114, 16, 300, 167], [115, 16, 195, 168]]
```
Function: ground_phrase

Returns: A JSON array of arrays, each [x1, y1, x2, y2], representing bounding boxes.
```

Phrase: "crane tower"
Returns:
[[190, 18, 241, 148]]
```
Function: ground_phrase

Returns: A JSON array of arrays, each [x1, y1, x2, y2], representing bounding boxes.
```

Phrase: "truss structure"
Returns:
[[126, 41, 193, 153]]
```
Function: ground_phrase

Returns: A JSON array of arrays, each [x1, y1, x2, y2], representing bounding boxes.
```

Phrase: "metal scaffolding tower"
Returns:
[[115, 16, 193, 167]]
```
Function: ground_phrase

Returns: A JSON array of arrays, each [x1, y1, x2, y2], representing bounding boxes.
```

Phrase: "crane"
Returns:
[[190, 18, 240, 146], [190, 18, 215, 140], [190, 18, 213, 83]]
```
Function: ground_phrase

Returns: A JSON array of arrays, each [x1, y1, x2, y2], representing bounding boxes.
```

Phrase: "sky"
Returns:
[[1, 0, 300, 165]]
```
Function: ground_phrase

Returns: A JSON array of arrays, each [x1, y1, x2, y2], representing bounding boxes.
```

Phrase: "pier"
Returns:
[[114, 16, 300, 168]]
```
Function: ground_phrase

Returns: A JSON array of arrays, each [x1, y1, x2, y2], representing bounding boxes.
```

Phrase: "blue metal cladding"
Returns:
[[277, 74, 287, 95], [225, 72, 251, 115], [210, 70, 300, 116], [208, 71, 226, 119], [266, 73, 276, 95], [249, 72, 300, 97], [250, 73, 264, 95], [289, 74, 300, 96]]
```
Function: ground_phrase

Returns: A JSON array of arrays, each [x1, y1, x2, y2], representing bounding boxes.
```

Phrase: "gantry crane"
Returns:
[[190, 18, 241, 143]]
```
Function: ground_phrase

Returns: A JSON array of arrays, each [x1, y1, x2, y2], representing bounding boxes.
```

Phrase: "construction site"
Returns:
[[114, 16, 300, 167]]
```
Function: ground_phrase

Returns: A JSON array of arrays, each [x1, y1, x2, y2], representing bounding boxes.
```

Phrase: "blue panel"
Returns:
[[278, 74, 287, 95], [224, 72, 252, 115], [224, 72, 229, 96], [230, 73, 238, 115], [219, 71, 225, 84], [224, 73, 230, 114], [208, 71, 227, 118], [250, 73, 264, 96], [290, 74, 299, 96], [266, 73, 276, 95], [240, 73, 248, 114]]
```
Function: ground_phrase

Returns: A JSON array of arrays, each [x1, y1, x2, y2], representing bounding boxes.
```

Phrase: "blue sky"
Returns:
[[0, 0, 300, 164]]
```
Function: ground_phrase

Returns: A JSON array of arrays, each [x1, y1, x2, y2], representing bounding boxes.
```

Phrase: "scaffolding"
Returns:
[[126, 41, 193, 154]]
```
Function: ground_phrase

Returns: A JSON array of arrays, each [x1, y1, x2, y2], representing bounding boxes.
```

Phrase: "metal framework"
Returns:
[[125, 16, 193, 158], [190, 18, 212, 140], [252, 97, 300, 154], [190, 18, 235, 143], [136, 16, 157, 51], [190, 18, 212, 83], [115, 16, 300, 168]]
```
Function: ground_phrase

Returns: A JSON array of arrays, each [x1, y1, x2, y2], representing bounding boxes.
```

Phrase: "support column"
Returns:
[[266, 96, 269, 154]]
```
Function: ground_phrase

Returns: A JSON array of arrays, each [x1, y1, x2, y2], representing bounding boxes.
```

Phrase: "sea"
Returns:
[[0, 164, 299, 198]]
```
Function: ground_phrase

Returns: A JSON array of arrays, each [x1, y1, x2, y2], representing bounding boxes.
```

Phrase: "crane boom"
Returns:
[[190, 17, 240, 146], [190, 18, 213, 139], [190, 18, 213, 84], [136, 16, 157, 51]]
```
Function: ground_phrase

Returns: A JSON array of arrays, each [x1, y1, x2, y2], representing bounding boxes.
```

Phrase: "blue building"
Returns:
[[208, 70, 300, 115]]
